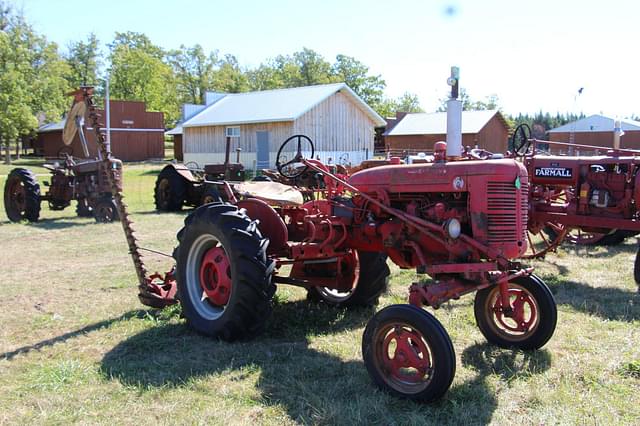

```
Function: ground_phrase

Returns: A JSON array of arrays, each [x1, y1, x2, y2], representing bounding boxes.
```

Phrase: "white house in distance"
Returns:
[[171, 83, 385, 169]]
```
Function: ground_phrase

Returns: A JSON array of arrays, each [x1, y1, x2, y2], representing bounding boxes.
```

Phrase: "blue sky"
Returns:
[[12, 0, 640, 117]]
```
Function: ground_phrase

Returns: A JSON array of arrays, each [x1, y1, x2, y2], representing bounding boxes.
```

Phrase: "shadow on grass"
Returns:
[[448, 342, 552, 424], [542, 274, 640, 322], [25, 216, 95, 229], [98, 300, 551, 424], [0, 310, 148, 361]]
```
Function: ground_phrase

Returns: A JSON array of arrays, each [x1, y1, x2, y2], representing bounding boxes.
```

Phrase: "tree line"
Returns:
[[0, 1, 618, 164]]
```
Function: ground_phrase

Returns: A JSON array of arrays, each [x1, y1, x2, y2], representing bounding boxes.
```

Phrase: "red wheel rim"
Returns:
[[199, 246, 232, 306], [8, 178, 26, 212], [375, 322, 433, 392], [491, 288, 538, 334]]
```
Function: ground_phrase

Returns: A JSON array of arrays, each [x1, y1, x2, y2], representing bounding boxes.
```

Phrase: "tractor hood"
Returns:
[[348, 159, 528, 194]]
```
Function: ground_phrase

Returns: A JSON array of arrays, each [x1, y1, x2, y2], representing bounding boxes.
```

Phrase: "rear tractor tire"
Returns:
[[306, 251, 390, 307], [154, 166, 187, 211], [174, 203, 276, 341], [4, 168, 41, 222], [473, 274, 557, 350], [362, 304, 456, 402]]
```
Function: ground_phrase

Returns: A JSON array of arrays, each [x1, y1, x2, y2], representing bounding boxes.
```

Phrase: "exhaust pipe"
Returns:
[[446, 66, 462, 159]]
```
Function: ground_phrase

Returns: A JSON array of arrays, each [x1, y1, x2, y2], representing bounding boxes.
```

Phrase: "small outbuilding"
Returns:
[[176, 83, 386, 169], [547, 115, 640, 153], [383, 110, 510, 155], [35, 100, 165, 161]]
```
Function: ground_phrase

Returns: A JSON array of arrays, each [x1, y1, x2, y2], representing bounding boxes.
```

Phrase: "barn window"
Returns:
[[226, 126, 240, 138]]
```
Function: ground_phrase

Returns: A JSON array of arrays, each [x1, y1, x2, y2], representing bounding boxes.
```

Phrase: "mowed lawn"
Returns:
[[1, 159, 639, 425]]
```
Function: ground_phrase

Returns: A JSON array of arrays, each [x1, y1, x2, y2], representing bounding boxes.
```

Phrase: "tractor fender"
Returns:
[[236, 198, 288, 254], [161, 164, 198, 183]]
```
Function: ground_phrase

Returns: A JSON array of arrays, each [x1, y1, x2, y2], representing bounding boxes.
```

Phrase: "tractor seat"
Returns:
[[233, 181, 304, 206], [72, 159, 102, 174]]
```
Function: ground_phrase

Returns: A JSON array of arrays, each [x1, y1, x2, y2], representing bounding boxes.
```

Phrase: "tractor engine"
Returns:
[[345, 159, 529, 267]]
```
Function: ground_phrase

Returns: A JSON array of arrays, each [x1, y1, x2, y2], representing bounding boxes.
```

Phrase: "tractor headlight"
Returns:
[[444, 218, 461, 239]]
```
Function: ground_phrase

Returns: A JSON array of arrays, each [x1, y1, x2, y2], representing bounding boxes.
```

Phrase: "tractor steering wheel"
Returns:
[[276, 135, 315, 179], [512, 123, 532, 156]]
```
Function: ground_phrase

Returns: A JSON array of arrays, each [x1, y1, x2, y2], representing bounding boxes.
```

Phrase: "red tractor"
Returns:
[[510, 125, 640, 278], [4, 98, 122, 223], [71, 79, 555, 403], [168, 134, 556, 402]]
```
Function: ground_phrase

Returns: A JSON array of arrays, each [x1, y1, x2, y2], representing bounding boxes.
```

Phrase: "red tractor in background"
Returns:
[[510, 124, 640, 285], [4, 99, 122, 223]]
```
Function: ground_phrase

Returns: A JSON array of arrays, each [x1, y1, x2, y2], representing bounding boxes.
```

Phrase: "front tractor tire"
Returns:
[[175, 203, 276, 341], [362, 304, 456, 402], [306, 251, 390, 307], [154, 166, 187, 211], [93, 196, 119, 223], [4, 168, 41, 222], [473, 274, 557, 350]]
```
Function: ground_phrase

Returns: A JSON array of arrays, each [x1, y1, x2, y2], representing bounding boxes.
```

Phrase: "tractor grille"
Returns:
[[486, 181, 527, 244]]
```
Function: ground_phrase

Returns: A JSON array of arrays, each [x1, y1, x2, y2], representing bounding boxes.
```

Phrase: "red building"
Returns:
[[35, 100, 165, 161], [383, 110, 510, 156]]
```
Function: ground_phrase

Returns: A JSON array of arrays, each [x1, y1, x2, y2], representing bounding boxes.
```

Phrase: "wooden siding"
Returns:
[[183, 91, 378, 167], [385, 114, 509, 154], [546, 131, 640, 153], [293, 91, 375, 154]]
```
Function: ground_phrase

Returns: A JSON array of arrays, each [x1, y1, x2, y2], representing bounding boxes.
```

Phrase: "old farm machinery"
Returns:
[[154, 137, 246, 211], [76, 69, 556, 402], [510, 124, 640, 272], [3, 98, 122, 223]]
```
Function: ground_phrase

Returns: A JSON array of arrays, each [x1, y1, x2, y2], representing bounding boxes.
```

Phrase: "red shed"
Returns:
[[35, 100, 165, 161], [383, 110, 510, 156]]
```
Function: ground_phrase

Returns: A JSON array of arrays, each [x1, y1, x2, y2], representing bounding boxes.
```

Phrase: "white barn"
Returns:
[[178, 83, 385, 169]]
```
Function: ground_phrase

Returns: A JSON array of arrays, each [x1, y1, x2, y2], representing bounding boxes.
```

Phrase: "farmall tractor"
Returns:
[[76, 71, 557, 402], [3, 99, 122, 223], [509, 124, 640, 281]]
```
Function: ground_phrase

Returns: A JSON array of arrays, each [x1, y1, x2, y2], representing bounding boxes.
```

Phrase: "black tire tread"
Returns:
[[474, 274, 557, 350], [154, 166, 188, 211], [4, 168, 41, 222], [307, 251, 390, 307], [362, 304, 456, 402], [175, 202, 276, 341]]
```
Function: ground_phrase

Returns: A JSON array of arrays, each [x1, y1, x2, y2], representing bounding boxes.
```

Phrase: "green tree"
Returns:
[[246, 61, 286, 91], [0, 2, 69, 163], [373, 92, 424, 118], [438, 89, 500, 111], [108, 32, 179, 125], [293, 48, 333, 86], [167, 44, 218, 104], [395, 92, 423, 113], [213, 54, 249, 93], [65, 33, 101, 88], [331, 54, 385, 109]]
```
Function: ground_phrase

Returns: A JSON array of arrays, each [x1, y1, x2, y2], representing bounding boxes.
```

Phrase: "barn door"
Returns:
[[256, 131, 270, 170]]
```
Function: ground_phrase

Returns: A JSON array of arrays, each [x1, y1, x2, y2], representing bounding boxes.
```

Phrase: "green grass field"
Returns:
[[1, 160, 639, 425]]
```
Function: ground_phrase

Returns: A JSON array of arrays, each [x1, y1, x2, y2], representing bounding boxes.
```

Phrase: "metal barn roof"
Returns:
[[182, 83, 386, 128], [385, 110, 504, 136], [165, 123, 182, 136], [38, 120, 66, 133], [548, 114, 640, 133]]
